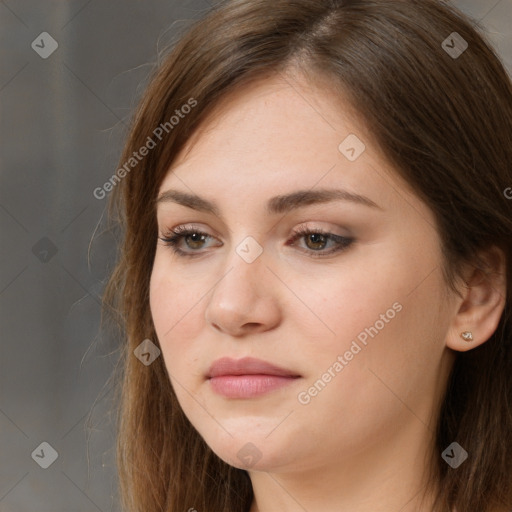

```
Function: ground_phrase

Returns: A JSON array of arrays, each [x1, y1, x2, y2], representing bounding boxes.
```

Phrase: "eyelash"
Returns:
[[158, 225, 354, 259]]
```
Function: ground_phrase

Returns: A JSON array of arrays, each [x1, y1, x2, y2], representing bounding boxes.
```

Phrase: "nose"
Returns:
[[204, 242, 282, 337]]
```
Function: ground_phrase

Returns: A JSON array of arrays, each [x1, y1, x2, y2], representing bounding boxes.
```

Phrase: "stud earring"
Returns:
[[460, 331, 473, 342]]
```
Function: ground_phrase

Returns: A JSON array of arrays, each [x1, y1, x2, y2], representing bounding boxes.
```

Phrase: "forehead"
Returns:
[[157, 73, 426, 220], [169, 72, 362, 171]]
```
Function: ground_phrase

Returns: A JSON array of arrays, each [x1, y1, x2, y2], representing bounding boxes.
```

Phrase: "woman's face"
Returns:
[[149, 73, 457, 475]]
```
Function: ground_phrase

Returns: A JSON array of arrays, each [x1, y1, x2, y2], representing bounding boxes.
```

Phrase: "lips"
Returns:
[[206, 357, 301, 398], [206, 356, 300, 378]]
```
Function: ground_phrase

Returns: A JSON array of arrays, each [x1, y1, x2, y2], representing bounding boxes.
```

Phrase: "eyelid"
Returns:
[[158, 222, 354, 259], [159, 220, 348, 238]]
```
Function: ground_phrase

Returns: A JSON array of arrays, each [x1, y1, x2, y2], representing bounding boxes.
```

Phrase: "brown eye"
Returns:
[[288, 227, 354, 258], [159, 227, 221, 257], [304, 233, 328, 250], [185, 233, 208, 249]]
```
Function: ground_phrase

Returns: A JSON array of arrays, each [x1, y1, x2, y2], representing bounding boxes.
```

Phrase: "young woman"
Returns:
[[103, 1, 512, 511]]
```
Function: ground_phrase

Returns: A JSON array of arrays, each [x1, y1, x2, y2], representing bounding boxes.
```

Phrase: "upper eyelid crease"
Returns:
[[154, 188, 383, 222]]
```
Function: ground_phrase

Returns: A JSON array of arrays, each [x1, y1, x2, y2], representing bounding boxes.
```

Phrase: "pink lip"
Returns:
[[207, 357, 301, 398]]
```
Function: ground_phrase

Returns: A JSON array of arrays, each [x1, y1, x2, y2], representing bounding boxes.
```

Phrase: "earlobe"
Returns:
[[445, 246, 507, 353]]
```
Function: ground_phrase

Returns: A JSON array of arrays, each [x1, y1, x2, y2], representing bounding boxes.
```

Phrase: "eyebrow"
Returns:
[[155, 188, 382, 216]]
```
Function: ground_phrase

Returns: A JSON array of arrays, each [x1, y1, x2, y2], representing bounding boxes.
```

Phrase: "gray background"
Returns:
[[0, 1, 510, 511]]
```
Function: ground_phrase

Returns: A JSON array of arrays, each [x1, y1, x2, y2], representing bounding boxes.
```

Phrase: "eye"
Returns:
[[158, 225, 219, 257], [158, 224, 354, 258], [286, 225, 354, 257]]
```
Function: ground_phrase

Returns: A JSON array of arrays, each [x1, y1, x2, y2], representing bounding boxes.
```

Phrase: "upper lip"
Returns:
[[207, 357, 300, 378]]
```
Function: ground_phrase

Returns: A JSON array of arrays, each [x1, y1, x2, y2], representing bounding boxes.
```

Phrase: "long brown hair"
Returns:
[[102, 1, 512, 510]]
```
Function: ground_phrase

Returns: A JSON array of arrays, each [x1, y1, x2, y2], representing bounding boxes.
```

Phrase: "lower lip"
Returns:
[[208, 375, 300, 398]]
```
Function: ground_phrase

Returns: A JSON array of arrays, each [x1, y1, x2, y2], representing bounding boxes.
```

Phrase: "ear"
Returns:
[[446, 246, 507, 352]]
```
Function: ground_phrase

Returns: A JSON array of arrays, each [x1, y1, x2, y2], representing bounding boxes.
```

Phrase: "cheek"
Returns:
[[288, 258, 400, 365], [149, 258, 206, 375], [296, 240, 444, 383], [299, 260, 448, 432]]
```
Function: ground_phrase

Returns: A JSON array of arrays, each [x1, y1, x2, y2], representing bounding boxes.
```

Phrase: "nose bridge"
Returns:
[[233, 234, 265, 266], [219, 234, 267, 293], [204, 233, 281, 334]]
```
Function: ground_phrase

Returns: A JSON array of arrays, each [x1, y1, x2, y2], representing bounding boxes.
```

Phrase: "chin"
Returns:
[[200, 428, 294, 472]]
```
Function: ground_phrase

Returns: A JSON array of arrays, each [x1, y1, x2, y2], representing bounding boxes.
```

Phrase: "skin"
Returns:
[[149, 71, 506, 512]]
